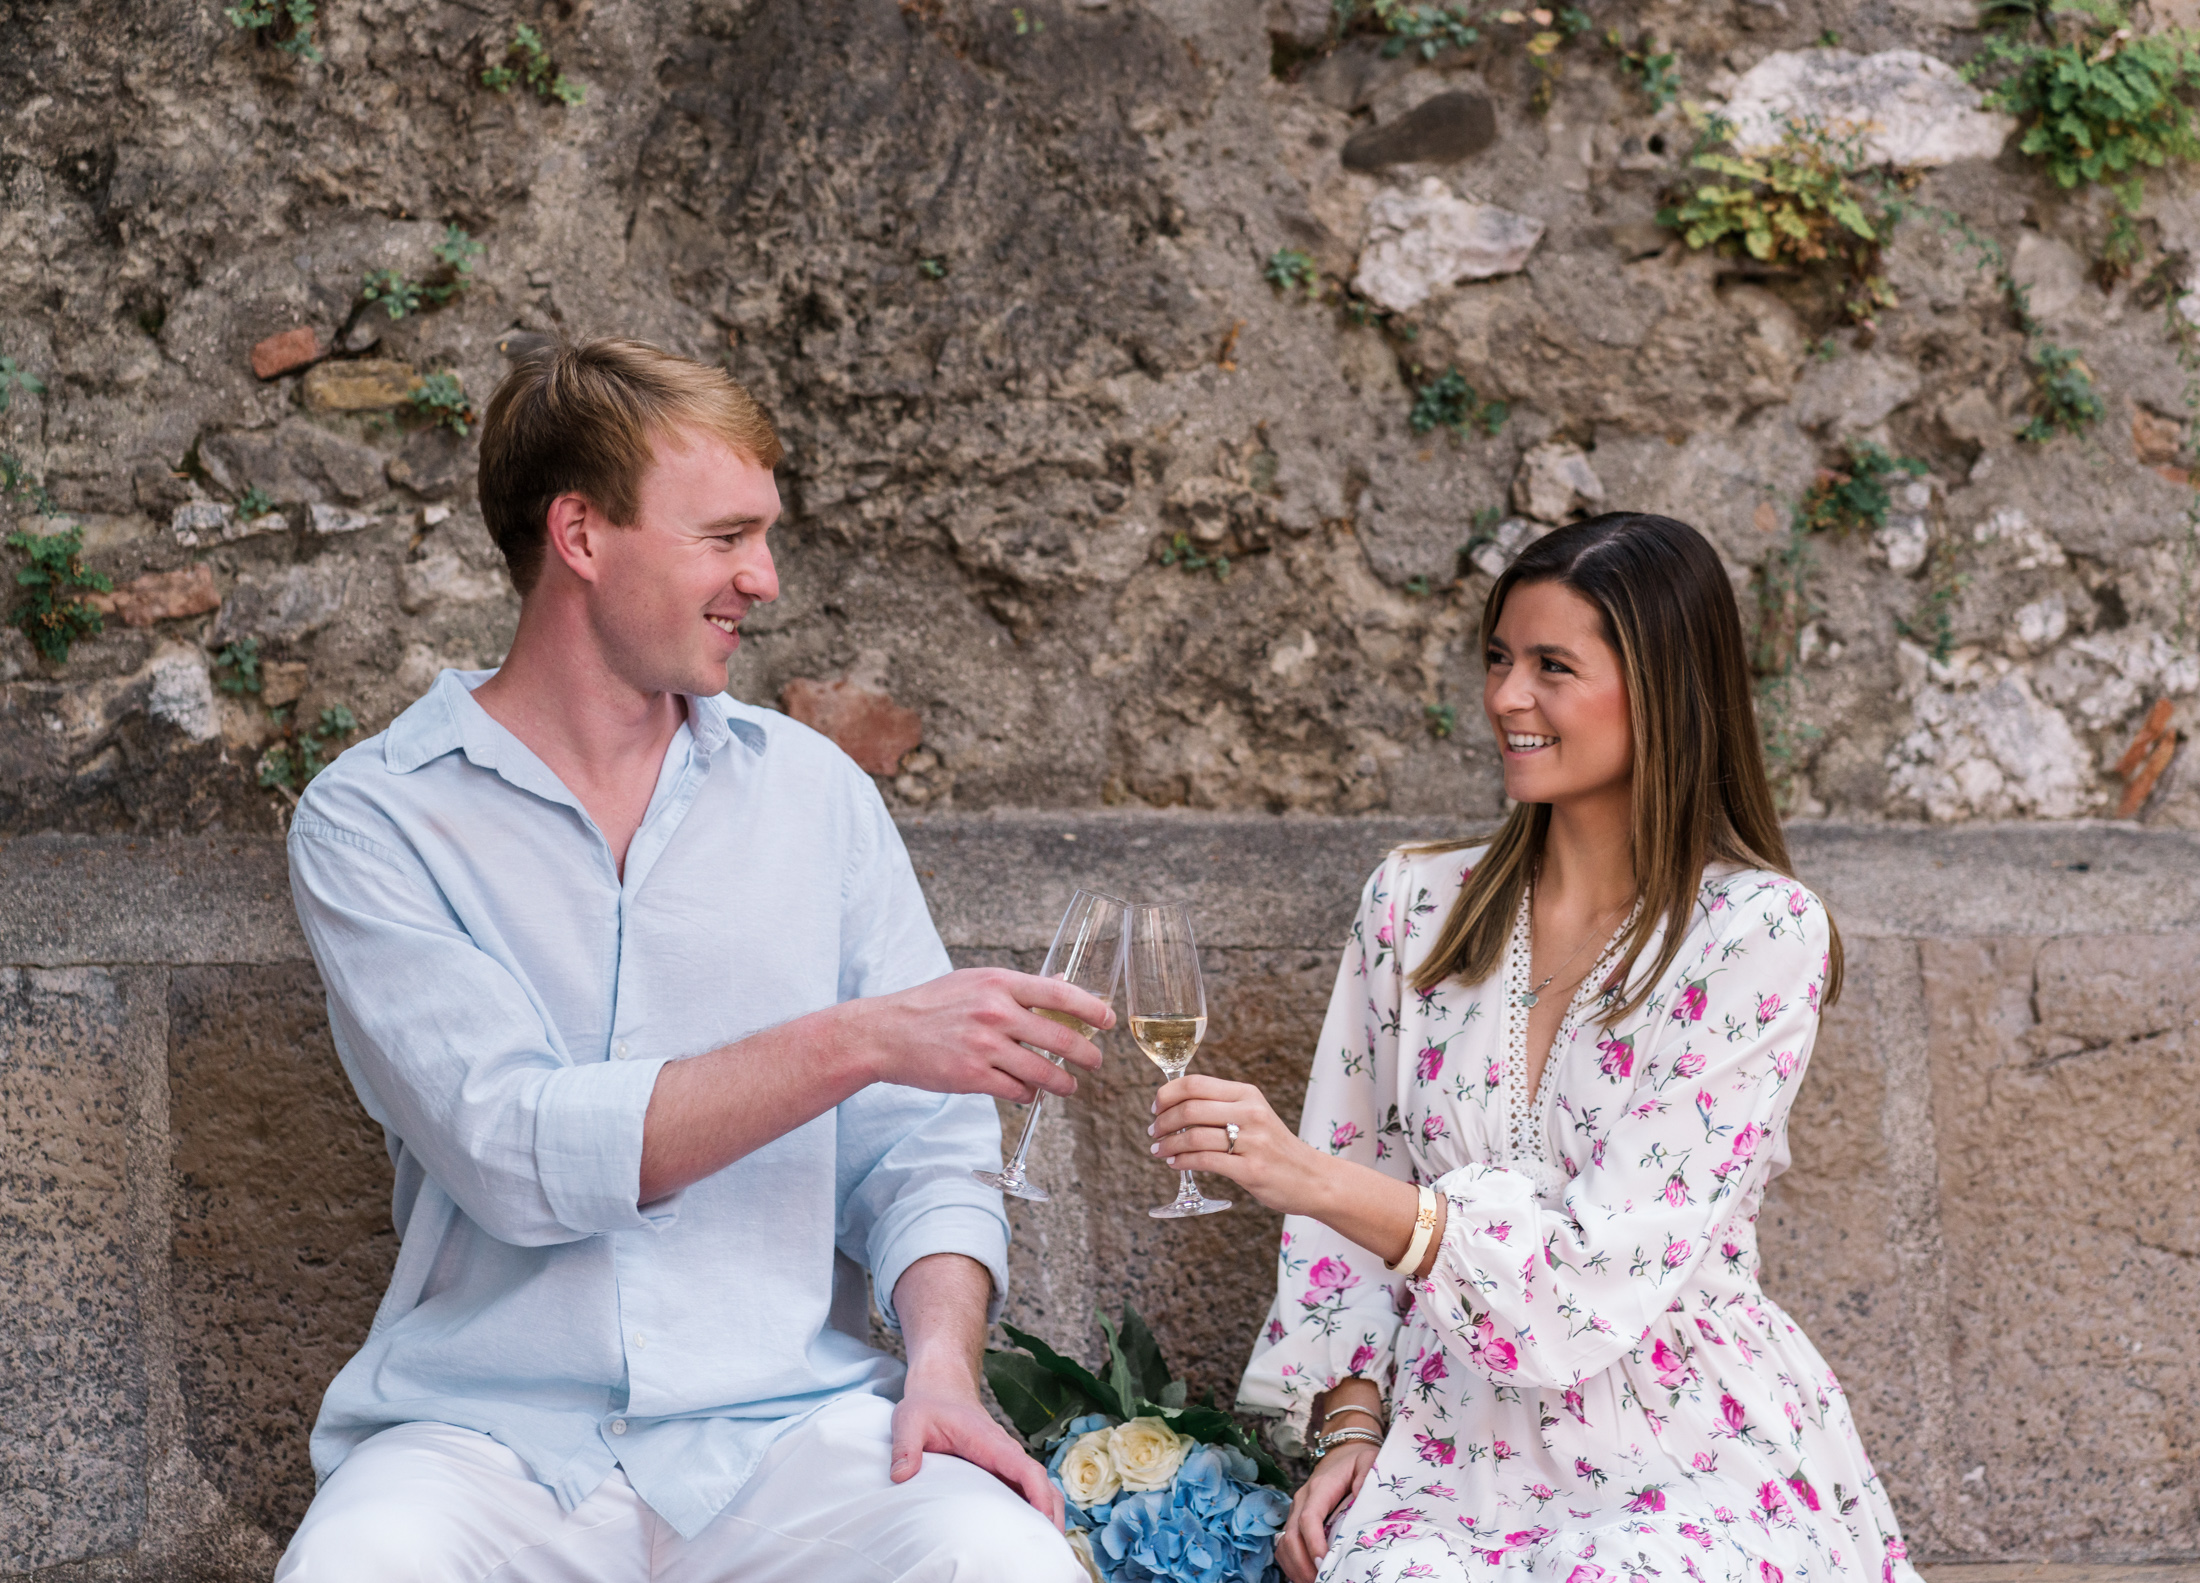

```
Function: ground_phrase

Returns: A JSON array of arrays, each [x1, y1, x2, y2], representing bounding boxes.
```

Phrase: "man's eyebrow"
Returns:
[[697, 514, 770, 531]]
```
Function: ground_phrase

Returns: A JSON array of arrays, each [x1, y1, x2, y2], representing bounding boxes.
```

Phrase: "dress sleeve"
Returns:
[[1236, 853, 1415, 1452], [1413, 876, 1832, 1392]]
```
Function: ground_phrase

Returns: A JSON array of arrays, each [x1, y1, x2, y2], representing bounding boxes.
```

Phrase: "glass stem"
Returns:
[[1163, 1062, 1200, 1203], [1002, 1091, 1047, 1181]]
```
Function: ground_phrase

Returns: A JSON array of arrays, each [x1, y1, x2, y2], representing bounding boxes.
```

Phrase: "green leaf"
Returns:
[[997, 1322, 1123, 1420], [1099, 1305, 1174, 1411], [983, 1350, 1085, 1440]]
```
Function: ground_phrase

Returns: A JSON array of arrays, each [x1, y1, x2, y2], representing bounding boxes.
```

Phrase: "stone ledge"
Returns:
[[7, 817, 2200, 966], [1919, 1568, 2200, 1583]]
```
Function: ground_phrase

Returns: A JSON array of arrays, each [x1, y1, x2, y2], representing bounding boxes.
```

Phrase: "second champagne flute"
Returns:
[[1126, 901, 1231, 1219], [971, 888, 1127, 1203]]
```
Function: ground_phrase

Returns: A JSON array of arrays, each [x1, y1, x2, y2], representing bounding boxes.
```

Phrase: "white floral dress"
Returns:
[[1237, 847, 1920, 1583]]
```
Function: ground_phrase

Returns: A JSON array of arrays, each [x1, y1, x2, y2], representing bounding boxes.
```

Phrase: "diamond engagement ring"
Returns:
[[1225, 1122, 1241, 1153]]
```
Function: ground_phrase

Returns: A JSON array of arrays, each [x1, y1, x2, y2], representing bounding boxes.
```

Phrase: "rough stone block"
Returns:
[[198, 421, 389, 508], [781, 677, 925, 776], [0, 967, 147, 1572], [1340, 91, 1497, 171], [302, 360, 419, 413], [83, 564, 222, 629], [210, 561, 354, 645], [168, 963, 396, 1538], [1719, 49, 2015, 167], [249, 326, 325, 381], [1925, 936, 2200, 1556], [386, 422, 475, 501], [1353, 180, 1543, 312]]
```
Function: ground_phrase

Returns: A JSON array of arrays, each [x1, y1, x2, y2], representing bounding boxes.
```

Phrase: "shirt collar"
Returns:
[[383, 670, 767, 775]]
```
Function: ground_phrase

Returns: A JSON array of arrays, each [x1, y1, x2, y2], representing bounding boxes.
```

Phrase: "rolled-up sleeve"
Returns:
[[291, 816, 676, 1246]]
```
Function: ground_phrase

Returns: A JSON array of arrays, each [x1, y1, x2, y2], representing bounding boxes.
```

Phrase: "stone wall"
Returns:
[[5, 817, 2198, 1578], [8, 0, 2200, 833]]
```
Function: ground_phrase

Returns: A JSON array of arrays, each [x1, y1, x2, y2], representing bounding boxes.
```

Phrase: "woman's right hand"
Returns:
[[1276, 1439, 1380, 1583]]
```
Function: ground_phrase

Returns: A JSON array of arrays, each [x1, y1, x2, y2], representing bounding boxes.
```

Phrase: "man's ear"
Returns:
[[543, 493, 605, 585]]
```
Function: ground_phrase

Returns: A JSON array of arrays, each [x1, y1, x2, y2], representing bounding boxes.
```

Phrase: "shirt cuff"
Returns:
[[533, 1056, 680, 1235], [870, 1204, 1011, 1331]]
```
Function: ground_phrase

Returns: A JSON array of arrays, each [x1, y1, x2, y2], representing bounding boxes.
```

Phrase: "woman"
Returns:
[[1148, 513, 1919, 1583]]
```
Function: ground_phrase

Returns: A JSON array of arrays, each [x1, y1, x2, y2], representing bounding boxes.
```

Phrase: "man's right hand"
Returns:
[[843, 968, 1114, 1102]]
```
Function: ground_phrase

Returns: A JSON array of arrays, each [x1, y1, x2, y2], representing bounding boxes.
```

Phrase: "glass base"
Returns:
[[972, 1167, 1050, 1203], [1149, 1193, 1230, 1219]]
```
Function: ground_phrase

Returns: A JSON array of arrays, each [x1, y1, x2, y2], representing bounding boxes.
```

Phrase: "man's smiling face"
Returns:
[[583, 424, 783, 699]]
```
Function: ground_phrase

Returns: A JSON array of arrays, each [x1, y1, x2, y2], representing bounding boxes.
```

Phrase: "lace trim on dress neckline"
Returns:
[[1501, 888, 1643, 1197]]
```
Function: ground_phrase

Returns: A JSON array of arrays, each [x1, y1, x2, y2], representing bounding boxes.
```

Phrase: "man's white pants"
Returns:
[[276, 1395, 1089, 1583]]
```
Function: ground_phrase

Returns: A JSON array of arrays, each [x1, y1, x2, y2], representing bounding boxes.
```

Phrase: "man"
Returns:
[[277, 339, 1105, 1581]]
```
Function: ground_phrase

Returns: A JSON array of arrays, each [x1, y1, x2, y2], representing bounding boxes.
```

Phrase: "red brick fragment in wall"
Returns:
[[779, 678, 923, 776], [251, 326, 325, 380], [83, 563, 220, 627]]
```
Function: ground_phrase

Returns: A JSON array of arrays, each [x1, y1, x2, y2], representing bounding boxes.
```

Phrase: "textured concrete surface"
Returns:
[[4, 816, 2198, 1575]]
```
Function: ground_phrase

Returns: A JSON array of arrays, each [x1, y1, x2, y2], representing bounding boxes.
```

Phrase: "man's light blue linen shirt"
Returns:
[[286, 669, 1009, 1540]]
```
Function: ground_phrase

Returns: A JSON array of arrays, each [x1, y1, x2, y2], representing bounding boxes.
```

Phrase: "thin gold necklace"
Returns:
[[1515, 884, 1633, 1010]]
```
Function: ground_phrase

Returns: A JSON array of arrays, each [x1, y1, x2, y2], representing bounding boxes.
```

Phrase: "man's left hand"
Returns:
[[890, 1381, 1065, 1529]]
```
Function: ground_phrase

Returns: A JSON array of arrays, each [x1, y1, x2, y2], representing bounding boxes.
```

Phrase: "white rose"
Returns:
[[1066, 1528, 1105, 1583], [1057, 1429, 1122, 1509], [1107, 1415, 1193, 1492]]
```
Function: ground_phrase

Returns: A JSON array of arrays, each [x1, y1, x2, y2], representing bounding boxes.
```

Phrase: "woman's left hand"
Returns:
[[1149, 1075, 1329, 1218]]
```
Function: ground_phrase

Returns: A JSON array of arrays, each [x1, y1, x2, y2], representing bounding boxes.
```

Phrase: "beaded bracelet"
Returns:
[[1311, 1425, 1385, 1459]]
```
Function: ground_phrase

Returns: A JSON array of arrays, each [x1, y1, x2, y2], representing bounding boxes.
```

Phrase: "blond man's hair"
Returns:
[[477, 337, 784, 593]]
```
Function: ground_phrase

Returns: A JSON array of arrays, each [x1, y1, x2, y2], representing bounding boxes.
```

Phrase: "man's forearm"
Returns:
[[638, 1004, 872, 1202], [892, 1252, 994, 1392]]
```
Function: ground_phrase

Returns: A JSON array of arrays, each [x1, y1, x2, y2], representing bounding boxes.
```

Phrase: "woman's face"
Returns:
[[1483, 579, 1634, 807]]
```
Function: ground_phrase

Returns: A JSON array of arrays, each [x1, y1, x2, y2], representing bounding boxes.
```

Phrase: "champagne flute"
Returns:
[[1126, 901, 1231, 1219], [972, 888, 1127, 1203]]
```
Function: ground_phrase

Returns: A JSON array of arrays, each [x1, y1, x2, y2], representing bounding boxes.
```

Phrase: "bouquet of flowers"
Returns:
[[986, 1306, 1292, 1583]]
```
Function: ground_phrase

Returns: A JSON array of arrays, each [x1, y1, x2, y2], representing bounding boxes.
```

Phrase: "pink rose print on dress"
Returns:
[[1414, 1431, 1457, 1465], [1883, 1541, 1909, 1583], [1755, 992, 1783, 1028], [1485, 1058, 1503, 1094], [1330, 1121, 1362, 1152], [1265, 1318, 1285, 1344], [1789, 888, 1809, 918], [1672, 1050, 1707, 1079], [1806, 980, 1821, 1012], [1422, 1112, 1449, 1142], [1761, 1564, 1785, 1583], [1308, 1256, 1358, 1296], [1651, 1338, 1689, 1387], [1624, 1485, 1666, 1514], [1349, 1342, 1378, 1373], [1573, 1456, 1606, 1486], [1371, 1509, 1418, 1541], [1597, 1035, 1634, 1080], [1679, 1522, 1714, 1549], [1773, 1049, 1800, 1079], [1785, 1400, 1804, 1433], [1377, 920, 1394, 948], [1417, 1350, 1448, 1385], [1481, 1220, 1512, 1243], [1492, 1439, 1516, 1463], [1719, 1394, 1748, 1436], [1673, 980, 1709, 1022], [1467, 1315, 1518, 1373], [1563, 1387, 1588, 1425], [1786, 1474, 1820, 1511], [1662, 1237, 1691, 1271], [1662, 1172, 1690, 1208], [1732, 1123, 1764, 1161], [1758, 1479, 1791, 1520], [1566, 1567, 1611, 1583], [1691, 1451, 1717, 1473], [1416, 1046, 1444, 1081]]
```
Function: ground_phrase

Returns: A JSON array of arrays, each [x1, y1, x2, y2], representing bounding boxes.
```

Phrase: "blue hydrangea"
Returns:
[[1088, 1444, 1288, 1583]]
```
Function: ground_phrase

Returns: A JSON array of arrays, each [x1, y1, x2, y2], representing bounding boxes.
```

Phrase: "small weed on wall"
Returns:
[[8, 526, 112, 665]]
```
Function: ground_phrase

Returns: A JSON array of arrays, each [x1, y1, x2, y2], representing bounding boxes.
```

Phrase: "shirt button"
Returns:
[[610, 1419, 627, 1436], [633, 1332, 646, 1349], [613, 1040, 631, 1061]]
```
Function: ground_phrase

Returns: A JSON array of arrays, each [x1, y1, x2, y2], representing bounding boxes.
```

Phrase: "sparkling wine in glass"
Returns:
[[971, 888, 1127, 1203], [1127, 901, 1230, 1219]]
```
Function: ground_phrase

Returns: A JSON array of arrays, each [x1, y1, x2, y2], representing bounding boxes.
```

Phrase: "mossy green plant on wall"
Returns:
[[482, 22, 585, 105], [1409, 366, 1508, 437], [223, 0, 322, 62], [1263, 248, 1321, 300], [1970, 1, 2200, 214], [410, 372, 479, 435], [259, 704, 358, 792], [8, 526, 112, 665], [1659, 111, 1895, 323]]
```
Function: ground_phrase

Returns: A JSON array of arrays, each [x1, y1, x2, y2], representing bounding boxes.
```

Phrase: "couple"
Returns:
[[277, 339, 1919, 1583]]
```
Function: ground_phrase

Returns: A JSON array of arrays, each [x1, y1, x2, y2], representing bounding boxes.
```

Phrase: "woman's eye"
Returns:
[[1540, 657, 1572, 675], [1486, 650, 1508, 667]]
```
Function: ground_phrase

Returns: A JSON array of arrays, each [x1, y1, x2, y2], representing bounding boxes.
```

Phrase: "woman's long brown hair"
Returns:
[[1409, 511, 1843, 1019]]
